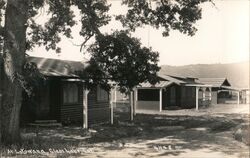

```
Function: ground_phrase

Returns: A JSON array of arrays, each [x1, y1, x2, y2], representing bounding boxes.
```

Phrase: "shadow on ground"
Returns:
[[1, 110, 249, 158]]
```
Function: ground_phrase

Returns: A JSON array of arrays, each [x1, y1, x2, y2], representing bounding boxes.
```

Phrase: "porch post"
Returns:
[[208, 87, 212, 101], [196, 87, 199, 111], [130, 91, 134, 121], [109, 89, 114, 125], [114, 85, 117, 103], [159, 88, 162, 112], [83, 88, 89, 129], [237, 91, 240, 105], [202, 87, 206, 101], [134, 88, 138, 115]]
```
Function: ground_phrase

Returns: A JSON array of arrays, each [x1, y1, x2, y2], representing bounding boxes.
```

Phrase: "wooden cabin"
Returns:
[[134, 74, 212, 113], [21, 57, 111, 127], [134, 74, 244, 114], [198, 78, 247, 104]]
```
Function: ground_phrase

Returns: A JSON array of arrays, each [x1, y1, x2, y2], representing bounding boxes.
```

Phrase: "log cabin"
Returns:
[[20, 56, 112, 128]]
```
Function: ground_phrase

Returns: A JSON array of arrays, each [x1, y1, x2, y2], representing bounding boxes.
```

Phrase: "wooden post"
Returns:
[[134, 88, 138, 115], [159, 88, 162, 112], [202, 87, 206, 101], [208, 87, 212, 101], [83, 88, 89, 129], [196, 87, 199, 111], [237, 91, 240, 105], [109, 89, 114, 125], [114, 85, 117, 103], [130, 91, 134, 121]]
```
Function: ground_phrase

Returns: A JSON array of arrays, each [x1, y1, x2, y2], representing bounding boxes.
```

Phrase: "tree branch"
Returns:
[[80, 33, 94, 52]]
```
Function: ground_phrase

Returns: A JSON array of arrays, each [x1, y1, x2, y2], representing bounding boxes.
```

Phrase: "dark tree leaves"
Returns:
[[117, 0, 211, 36], [27, 0, 111, 52], [1, 0, 210, 92], [88, 31, 160, 92]]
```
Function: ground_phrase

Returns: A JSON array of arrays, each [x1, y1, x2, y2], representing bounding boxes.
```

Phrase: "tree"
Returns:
[[0, 0, 210, 145], [87, 31, 160, 92]]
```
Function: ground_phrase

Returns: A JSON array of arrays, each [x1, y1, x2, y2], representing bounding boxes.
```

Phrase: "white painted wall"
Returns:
[[136, 101, 160, 111]]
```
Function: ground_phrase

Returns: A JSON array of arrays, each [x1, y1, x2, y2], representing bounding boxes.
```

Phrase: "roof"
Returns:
[[158, 74, 200, 85], [198, 78, 231, 87], [138, 81, 174, 88], [138, 74, 222, 89], [27, 56, 89, 77], [220, 86, 240, 91], [158, 74, 185, 85], [168, 74, 198, 80]]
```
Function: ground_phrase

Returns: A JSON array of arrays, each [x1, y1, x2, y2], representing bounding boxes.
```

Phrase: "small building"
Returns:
[[21, 56, 112, 128], [134, 74, 213, 113], [198, 78, 247, 104]]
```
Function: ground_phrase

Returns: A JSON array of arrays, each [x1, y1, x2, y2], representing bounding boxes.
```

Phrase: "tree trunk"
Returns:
[[1, 0, 28, 145], [0, 53, 3, 145]]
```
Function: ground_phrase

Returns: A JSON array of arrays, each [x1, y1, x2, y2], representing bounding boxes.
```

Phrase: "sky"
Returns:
[[28, 0, 250, 66]]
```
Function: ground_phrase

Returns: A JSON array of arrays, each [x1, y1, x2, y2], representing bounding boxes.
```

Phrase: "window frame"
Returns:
[[62, 82, 81, 105]]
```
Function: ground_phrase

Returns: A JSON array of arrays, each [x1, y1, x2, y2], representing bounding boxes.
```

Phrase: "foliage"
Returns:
[[88, 31, 160, 92], [26, 0, 110, 52], [117, 0, 212, 36], [22, 60, 46, 96], [0, 0, 211, 91]]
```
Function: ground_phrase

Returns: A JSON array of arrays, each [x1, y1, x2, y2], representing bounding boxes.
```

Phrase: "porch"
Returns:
[[133, 82, 213, 113], [21, 77, 111, 129]]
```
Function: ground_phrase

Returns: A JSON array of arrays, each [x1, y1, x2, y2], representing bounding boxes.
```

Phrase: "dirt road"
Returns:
[[1, 104, 249, 158]]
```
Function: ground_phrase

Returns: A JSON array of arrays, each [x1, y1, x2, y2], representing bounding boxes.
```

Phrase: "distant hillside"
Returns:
[[160, 61, 249, 88]]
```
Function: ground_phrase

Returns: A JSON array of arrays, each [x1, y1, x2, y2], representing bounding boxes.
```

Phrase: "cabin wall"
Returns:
[[60, 81, 83, 124], [21, 81, 51, 125], [180, 86, 196, 108], [21, 78, 111, 126], [37, 82, 51, 119], [137, 101, 160, 111], [162, 84, 181, 109], [88, 86, 110, 125], [49, 78, 62, 121], [61, 83, 110, 125]]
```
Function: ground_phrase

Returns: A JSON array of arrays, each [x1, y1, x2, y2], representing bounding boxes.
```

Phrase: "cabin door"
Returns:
[[49, 79, 61, 121]]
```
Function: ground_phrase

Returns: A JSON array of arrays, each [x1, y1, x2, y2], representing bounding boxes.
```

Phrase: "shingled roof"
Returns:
[[198, 78, 231, 87], [138, 81, 175, 88], [157, 74, 186, 85], [27, 56, 89, 78]]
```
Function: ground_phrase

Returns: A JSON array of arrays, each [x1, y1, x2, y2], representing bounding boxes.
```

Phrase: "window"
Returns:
[[138, 89, 159, 101], [63, 83, 79, 104], [97, 86, 108, 101]]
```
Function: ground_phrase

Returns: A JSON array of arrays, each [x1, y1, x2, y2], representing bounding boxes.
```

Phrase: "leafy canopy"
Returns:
[[86, 31, 160, 92], [0, 0, 211, 92]]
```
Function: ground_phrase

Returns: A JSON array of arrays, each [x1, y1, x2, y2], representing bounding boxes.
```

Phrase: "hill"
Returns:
[[160, 61, 249, 88]]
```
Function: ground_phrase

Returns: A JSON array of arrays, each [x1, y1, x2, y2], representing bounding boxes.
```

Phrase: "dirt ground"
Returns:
[[0, 104, 249, 158]]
